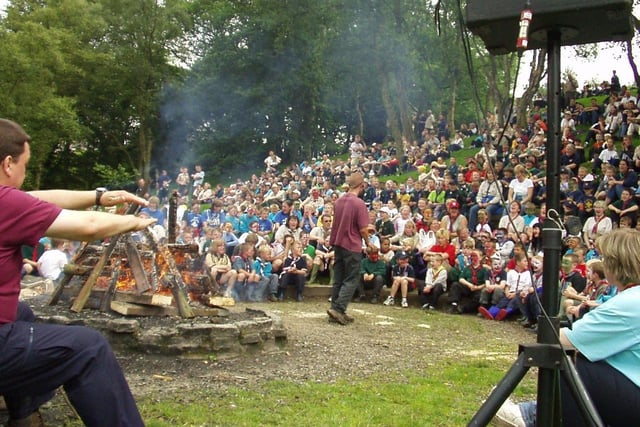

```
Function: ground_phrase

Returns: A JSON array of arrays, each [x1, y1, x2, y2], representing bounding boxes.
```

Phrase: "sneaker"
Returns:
[[495, 308, 509, 321], [267, 294, 278, 302], [493, 398, 526, 427], [478, 306, 494, 320], [428, 304, 436, 310], [343, 313, 355, 323], [421, 303, 430, 310], [383, 296, 395, 306], [370, 296, 379, 304], [327, 308, 348, 325], [296, 294, 304, 302], [358, 294, 367, 302], [401, 298, 408, 308]]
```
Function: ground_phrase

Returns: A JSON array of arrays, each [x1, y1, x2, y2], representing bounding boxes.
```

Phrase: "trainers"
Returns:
[[370, 296, 379, 304], [401, 298, 408, 308], [296, 294, 304, 302], [383, 296, 395, 306], [493, 398, 526, 427], [421, 303, 430, 310], [343, 313, 355, 323], [428, 304, 436, 310], [478, 306, 494, 320], [267, 294, 278, 302], [495, 308, 509, 321], [327, 308, 348, 325]]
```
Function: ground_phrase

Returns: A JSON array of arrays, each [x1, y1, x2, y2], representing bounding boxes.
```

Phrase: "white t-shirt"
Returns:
[[38, 249, 68, 280], [509, 178, 533, 202]]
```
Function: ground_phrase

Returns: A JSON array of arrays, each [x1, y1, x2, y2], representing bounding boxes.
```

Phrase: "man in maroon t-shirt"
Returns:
[[327, 172, 376, 325], [0, 119, 155, 426]]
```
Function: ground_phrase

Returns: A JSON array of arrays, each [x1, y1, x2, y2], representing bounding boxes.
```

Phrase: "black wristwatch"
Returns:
[[95, 187, 107, 207]]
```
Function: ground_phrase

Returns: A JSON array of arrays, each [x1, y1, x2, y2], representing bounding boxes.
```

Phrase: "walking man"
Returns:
[[327, 172, 375, 325]]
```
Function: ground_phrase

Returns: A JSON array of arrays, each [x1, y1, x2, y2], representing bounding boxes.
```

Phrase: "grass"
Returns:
[[139, 363, 536, 427], [128, 306, 538, 427]]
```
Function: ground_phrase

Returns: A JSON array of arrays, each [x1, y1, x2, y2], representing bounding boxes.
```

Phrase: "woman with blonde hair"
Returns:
[[499, 229, 640, 426], [507, 164, 534, 206]]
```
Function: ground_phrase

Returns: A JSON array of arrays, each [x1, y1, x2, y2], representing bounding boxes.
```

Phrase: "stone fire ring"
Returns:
[[34, 305, 288, 357]]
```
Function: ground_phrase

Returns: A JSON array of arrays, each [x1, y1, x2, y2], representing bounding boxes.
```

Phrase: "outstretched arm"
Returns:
[[28, 189, 148, 211]]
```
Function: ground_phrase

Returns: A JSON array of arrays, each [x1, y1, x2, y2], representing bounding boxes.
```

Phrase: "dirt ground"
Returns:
[[4, 289, 535, 426]]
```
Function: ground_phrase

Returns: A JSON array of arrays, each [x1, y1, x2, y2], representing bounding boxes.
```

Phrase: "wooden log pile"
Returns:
[[48, 233, 219, 318]]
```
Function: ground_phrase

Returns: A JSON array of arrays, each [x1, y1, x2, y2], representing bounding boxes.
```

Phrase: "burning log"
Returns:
[[160, 273, 194, 318], [124, 236, 151, 295], [70, 204, 140, 313], [99, 258, 122, 311], [62, 263, 93, 276], [143, 228, 194, 318]]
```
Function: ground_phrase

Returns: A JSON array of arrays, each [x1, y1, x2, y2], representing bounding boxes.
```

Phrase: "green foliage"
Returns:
[[0, 0, 527, 186], [92, 163, 138, 189]]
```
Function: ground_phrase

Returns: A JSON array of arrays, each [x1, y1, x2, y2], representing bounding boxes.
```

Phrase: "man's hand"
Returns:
[[99, 190, 149, 208]]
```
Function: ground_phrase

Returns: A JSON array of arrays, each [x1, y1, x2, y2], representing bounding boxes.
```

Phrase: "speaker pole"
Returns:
[[538, 28, 564, 427]]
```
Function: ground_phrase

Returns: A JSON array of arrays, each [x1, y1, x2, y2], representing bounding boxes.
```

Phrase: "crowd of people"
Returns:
[[84, 84, 640, 331], [9, 75, 640, 425]]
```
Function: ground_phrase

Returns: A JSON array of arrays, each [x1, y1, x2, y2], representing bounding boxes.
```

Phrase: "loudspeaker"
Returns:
[[466, 0, 633, 54]]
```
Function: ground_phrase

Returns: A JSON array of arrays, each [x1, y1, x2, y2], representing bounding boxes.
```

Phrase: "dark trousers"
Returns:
[[331, 246, 362, 314], [561, 354, 640, 427], [358, 275, 385, 298], [278, 273, 306, 297], [515, 292, 540, 323], [447, 282, 481, 313], [0, 303, 143, 426], [417, 282, 445, 308]]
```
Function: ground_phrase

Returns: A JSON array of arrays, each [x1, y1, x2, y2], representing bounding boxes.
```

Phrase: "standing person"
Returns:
[[0, 119, 155, 426], [327, 172, 375, 325], [191, 164, 205, 189]]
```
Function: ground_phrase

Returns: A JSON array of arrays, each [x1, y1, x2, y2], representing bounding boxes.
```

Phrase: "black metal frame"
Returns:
[[468, 31, 604, 427]]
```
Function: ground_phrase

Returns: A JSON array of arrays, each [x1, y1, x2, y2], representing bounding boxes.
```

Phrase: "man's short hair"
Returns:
[[0, 119, 30, 161]]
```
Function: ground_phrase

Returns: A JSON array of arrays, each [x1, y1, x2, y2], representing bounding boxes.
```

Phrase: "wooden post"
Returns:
[[168, 191, 178, 244], [99, 258, 122, 312], [124, 236, 151, 295], [48, 241, 92, 306]]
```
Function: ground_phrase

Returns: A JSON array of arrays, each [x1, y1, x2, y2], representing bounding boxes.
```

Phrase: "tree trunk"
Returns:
[[139, 125, 153, 183], [380, 74, 402, 151], [517, 49, 547, 129], [355, 94, 364, 137], [626, 39, 640, 88], [449, 77, 457, 136]]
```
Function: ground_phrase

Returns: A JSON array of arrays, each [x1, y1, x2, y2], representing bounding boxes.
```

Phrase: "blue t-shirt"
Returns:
[[563, 286, 640, 387]]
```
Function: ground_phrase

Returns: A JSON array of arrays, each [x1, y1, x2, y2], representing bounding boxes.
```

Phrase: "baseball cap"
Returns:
[[380, 207, 391, 215], [449, 200, 460, 209], [397, 251, 409, 260]]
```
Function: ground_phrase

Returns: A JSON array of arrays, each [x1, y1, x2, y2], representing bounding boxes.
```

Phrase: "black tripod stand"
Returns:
[[468, 31, 604, 427]]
